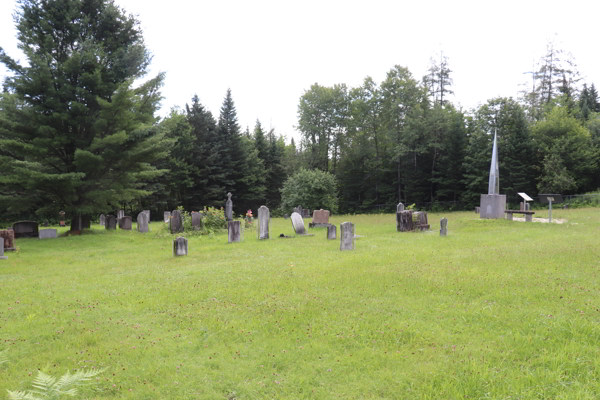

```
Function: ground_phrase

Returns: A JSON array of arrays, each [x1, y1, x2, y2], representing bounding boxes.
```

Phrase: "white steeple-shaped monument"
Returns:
[[479, 129, 506, 219]]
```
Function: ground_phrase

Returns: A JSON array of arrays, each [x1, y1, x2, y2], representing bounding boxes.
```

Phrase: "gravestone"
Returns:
[[137, 212, 149, 233], [70, 215, 91, 231], [191, 212, 203, 230], [310, 209, 330, 228], [475, 207, 480, 214], [164, 211, 171, 223], [397, 210, 413, 232], [173, 236, 188, 256], [228, 220, 241, 243], [170, 210, 183, 234], [13, 221, 39, 238], [440, 218, 448, 236], [119, 216, 132, 230], [413, 212, 430, 231], [480, 131, 506, 219], [397, 202, 404, 212], [257, 206, 269, 240], [39, 229, 57, 239], [290, 212, 306, 235], [519, 202, 524, 211], [99, 214, 105, 226], [284, 214, 289, 219], [293, 205, 303, 216], [0, 230, 15, 250], [225, 192, 233, 221], [525, 203, 531, 211], [117, 210, 125, 219], [340, 222, 355, 251], [0, 238, 7, 260], [105, 215, 117, 230], [327, 224, 337, 240], [303, 209, 311, 218]]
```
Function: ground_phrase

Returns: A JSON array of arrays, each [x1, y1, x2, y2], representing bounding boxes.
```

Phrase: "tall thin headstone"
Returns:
[[340, 222, 355, 251], [327, 224, 337, 240], [397, 202, 404, 212], [99, 214, 105, 226], [118, 210, 125, 220], [137, 212, 149, 233], [143, 210, 150, 221], [440, 218, 448, 236], [173, 236, 188, 256], [228, 220, 241, 243], [0, 238, 7, 260], [257, 206, 269, 240], [191, 212, 203, 230], [225, 192, 233, 221], [164, 211, 171, 223], [170, 210, 183, 234]]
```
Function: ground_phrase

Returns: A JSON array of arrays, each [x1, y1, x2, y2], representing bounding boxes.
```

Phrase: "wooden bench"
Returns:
[[505, 210, 535, 222]]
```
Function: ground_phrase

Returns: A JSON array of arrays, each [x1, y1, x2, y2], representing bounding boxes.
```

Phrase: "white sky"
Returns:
[[1, 0, 599, 143]]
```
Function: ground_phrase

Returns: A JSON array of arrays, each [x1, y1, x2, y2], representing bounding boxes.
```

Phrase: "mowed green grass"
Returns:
[[0, 209, 598, 399]]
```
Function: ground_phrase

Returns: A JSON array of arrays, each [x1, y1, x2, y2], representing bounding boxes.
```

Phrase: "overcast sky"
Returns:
[[1, 0, 599, 142]]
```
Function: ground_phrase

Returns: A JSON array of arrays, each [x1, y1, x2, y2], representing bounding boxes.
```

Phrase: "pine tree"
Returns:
[[0, 0, 170, 225]]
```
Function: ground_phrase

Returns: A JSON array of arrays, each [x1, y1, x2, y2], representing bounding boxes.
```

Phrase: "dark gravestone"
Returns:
[[397, 210, 413, 232], [340, 222, 355, 251], [225, 192, 233, 221], [105, 215, 117, 230], [39, 229, 57, 239], [13, 221, 39, 238], [70, 215, 91, 231], [170, 210, 183, 234], [0, 230, 15, 250], [173, 236, 188, 256], [327, 224, 337, 240], [228, 220, 241, 243], [99, 214, 106, 226], [119, 216, 132, 230], [192, 212, 203, 230], [137, 212, 149, 233]]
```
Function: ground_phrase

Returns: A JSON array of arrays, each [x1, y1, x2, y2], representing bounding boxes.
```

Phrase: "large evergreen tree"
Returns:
[[0, 0, 170, 225]]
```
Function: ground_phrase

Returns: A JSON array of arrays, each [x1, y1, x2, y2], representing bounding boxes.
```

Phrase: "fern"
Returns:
[[7, 368, 104, 400]]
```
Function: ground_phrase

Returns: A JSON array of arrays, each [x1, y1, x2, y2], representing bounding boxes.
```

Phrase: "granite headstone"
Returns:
[[173, 236, 188, 256], [39, 229, 57, 239], [105, 215, 117, 230], [228, 220, 241, 243], [170, 210, 183, 234], [327, 224, 337, 240], [257, 205, 269, 240], [137, 212, 149, 233], [290, 212, 306, 235], [225, 192, 233, 221], [340, 222, 355, 251]]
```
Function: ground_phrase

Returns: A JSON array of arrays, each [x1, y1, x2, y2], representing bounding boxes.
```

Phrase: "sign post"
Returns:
[[538, 194, 563, 223]]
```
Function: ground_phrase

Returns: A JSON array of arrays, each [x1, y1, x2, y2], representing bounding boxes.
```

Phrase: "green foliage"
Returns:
[[537, 152, 577, 193], [7, 369, 104, 400], [280, 168, 338, 213], [0, 0, 170, 223]]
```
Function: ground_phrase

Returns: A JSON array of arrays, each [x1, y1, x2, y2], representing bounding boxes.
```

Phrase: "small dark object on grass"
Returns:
[[279, 233, 294, 238]]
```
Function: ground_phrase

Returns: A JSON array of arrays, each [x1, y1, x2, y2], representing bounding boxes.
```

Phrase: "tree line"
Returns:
[[1, 0, 599, 226]]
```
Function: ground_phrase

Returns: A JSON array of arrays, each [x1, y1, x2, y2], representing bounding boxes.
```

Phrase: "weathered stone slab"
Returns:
[[173, 236, 188, 256], [225, 192, 233, 221], [137, 212, 149, 233], [397, 210, 413, 232], [440, 218, 448, 236], [258, 206, 269, 240], [70, 215, 91, 231], [119, 216, 132, 230], [39, 229, 57, 239], [0, 230, 15, 250], [283, 214, 289, 219], [13, 221, 39, 238], [117, 210, 125, 219], [99, 214, 105, 226], [327, 224, 337, 240], [303, 209, 311, 218], [397, 202, 404, 212], [164, 211, 171, 223], [340, 222, 355, 251], [480, 194, 507, 219], [105, 215, 117, 230], [191, 212, 203, 230], [0, 238, 7, 259], [290, 212, 305, 235], [143, 210, 150, 221], [170, 210, 183, 234], [525, 213, 533, 222], [228, 220, 241, 243], [312, 209, 330, 224], [413, 211, 430, 231]]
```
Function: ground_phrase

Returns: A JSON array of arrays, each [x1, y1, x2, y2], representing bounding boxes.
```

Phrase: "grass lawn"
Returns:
[[0, 209, 598, 399]]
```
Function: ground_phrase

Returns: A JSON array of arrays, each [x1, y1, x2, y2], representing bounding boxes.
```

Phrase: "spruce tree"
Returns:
[[0, 0, 169, 225]]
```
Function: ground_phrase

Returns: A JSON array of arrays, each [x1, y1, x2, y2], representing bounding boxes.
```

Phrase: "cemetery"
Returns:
[[0, 206, 598, 399]]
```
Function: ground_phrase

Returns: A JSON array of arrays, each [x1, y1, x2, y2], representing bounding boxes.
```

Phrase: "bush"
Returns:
[[280, 168, 338, 214]]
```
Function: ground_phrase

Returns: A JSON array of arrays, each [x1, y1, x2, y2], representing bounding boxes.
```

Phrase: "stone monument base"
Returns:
[[480, 194, 506, 219]]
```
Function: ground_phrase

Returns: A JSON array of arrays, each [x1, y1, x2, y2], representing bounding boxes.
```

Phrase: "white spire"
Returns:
[[488, 130, 499, 195]]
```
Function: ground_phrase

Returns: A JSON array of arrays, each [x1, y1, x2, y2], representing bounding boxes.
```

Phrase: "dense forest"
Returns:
[[1, 0, 599, 224]]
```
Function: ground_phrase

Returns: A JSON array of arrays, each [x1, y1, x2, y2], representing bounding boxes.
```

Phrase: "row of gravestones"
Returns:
[[100, 210, 150, 233], [396, 202, 448, 236]]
